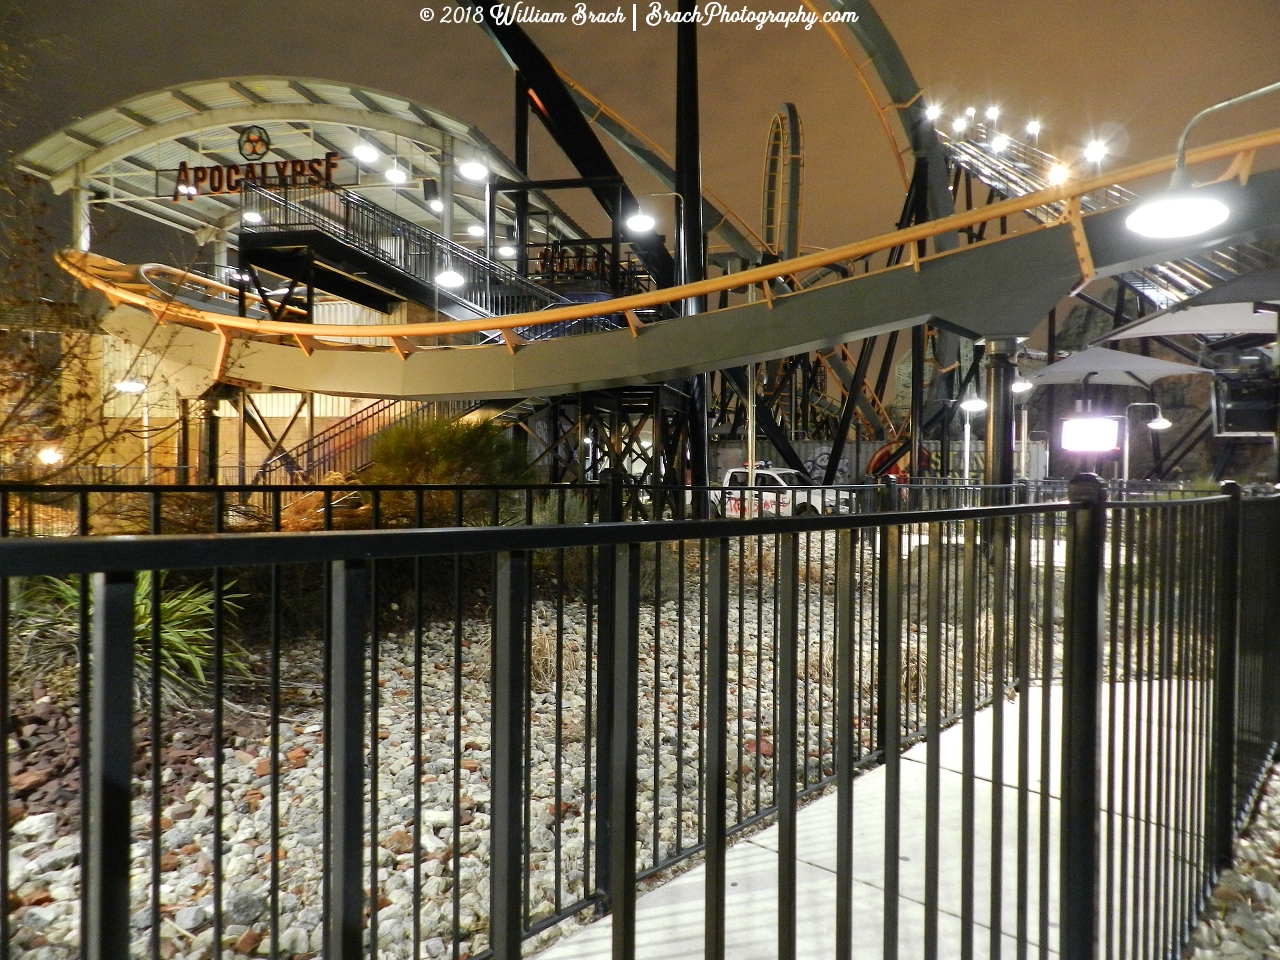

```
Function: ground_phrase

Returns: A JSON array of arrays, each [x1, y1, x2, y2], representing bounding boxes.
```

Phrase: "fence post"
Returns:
[[85, 571, 135, 960], [609, 543, 641, 960], [593, 469, 624, 904], [877, 519, 902, 957], [1214, 481, 1242, 869], [776, 533, 800, 960], [1061, 474, 1105, 960], [491, 551, 528, 960], [705, 537, 731, 960], [327, 560, 367, 960]]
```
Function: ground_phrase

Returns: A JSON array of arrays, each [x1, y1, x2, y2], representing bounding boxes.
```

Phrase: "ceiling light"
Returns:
[[627, 212, 656, 232], [985, 106, 1000, 121], [37, 447, 62, 465], [458, 160, 488, 182], [1026, 120, 1041, 137], [1062, 417, 1120, 452], [1147, 416, 1172, 430], [467, 224, 485, 237], [1047, 163, 1070, 185], [952, 117, 968, 134], [385, 166, 407, 184], [242, 211, 263, 224], [925, 104, 942, 121], [114, 379, 146, 394], [497, 245, 516, 257], [1011, 378, 1033, 394], [435, 269, 464, 288], [990, 134, 1010, 153], [959, 397, 987, 412], [429, 199, 444, 213], [1084, 140, 1108, 164], [965, 107, 977, 118], [353, 143, 379, 163]]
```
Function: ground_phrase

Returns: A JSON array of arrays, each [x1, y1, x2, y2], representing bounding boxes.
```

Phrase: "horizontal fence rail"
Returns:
[[0, 478, 1273, 960]]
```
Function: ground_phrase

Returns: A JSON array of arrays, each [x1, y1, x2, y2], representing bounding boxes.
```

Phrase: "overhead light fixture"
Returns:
[[990, 134, 1010, 153], [627, 212, 656, 232], [353, 143, 379, 163], [37, 447, 63, 465], [242, 211, 263, 224], [1083, 140, 1108, 164], [458, 160, 488, 182], [435, 269, 464, 288], [1047, 163, 1070, 186], [1062, 417, 1120, 452], [959, 397, 987, 413], [925, 104, 942, 121], [114, 379, 146, 394], [429, 199, 444, 213], [1026, 120, 1042, 137], [1147, 415, 1172, 430], [386, 166, 407, 184], [985, 106, 1000, 122], [965, 107, 977, 118], [1011, 378, 1033, 394], [1125, 80, 1280, 240], [497, 245, 516, 258], [952, 117, 968, 134], [466, 224, 485, 237]]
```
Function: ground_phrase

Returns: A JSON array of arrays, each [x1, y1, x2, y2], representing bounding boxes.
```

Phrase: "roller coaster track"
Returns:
[[65, 125, 1280, 402]]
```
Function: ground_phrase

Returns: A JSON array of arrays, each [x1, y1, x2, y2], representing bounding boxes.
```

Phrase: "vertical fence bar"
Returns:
[[705, 537, 731, 960], [327, 560, 367, 960], [835, 529, 856, 960], [594, 473, 623, 904], [924, 521, 943, 960], [491, 551, 528, 960], [777, 533, 800, 960], [962, 518, 977, 960], [85, 570, 136, 960], [610, 542, 642, 960], [879, 521, 902, 959], [1014, 513, 1033, 960], [1213, 482, 1241, 869], [1061, 475, 1106, 960]]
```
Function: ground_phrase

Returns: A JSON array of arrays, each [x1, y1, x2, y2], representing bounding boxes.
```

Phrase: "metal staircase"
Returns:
[[240, 181, 574, 321], [938, 128, 1280, 308]]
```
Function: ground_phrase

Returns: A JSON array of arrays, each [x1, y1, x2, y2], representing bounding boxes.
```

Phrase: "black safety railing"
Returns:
[[0, 476, 1274, 960], [240, 181, 572, 320]]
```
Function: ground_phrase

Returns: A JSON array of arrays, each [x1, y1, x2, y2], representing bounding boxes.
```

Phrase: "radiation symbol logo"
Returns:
[[238, 126, 271, 161]]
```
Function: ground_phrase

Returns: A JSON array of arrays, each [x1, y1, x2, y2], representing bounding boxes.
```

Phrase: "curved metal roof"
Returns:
[[16, 75, 584, 243]]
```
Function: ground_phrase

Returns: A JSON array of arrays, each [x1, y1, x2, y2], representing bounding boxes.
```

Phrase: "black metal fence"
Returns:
[[0, 477, 1272, 960]]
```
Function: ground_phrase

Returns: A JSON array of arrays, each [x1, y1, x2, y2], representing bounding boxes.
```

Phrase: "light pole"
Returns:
[[1127, 79, 1280, 240], [1122, 402, 1172, 482], [960, 395, 987, 481]]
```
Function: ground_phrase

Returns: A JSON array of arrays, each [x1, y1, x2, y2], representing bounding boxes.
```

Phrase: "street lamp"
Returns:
[[1126, 79, 1280, 240], [959, 395, 987, 481], [114, 378, 151, 481], [1122, 402, 1172, 481]]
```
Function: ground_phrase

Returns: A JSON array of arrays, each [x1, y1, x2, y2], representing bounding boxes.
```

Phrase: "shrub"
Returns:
[[15, 572, 250, 706], [365, 418, 531, 487]]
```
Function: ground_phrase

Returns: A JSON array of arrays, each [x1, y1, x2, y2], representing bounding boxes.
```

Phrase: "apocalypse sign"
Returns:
[[172, 150, 342, 201]]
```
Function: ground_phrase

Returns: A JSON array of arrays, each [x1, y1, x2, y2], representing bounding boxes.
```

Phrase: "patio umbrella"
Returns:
[[1098, 300, 1278, 342], [1027, 346, 1213, 388], [1179, 267, 1280, 308]]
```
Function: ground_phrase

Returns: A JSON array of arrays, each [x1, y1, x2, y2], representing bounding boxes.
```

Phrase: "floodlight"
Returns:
[[385, 166, 407, 184], [429, 199, 444, 213], [435, 269, 464, 288], [965, 107, 977, 118], [1147, 416, 1172, 430], [1048, 164, 1070, 185], [925, 104, 942, 121], [985, 106, 1000, 121], [497, 245, 516, 258], [114, 379, 146, 394], [242, 211, 263, 224], [1011, 378, 1033, 394], [952, 118, 968, 134], [1026, 120, 1041, 137], [458, 160, 488, 182], [37, 447, 63, 465], [353, 143, 379, 163], [959, 397, 987, 413], [627, 212, 656, 232], [467, 224, 485, 237], [1084, 140, 1108, 164], [991, 135, 1010, 153]]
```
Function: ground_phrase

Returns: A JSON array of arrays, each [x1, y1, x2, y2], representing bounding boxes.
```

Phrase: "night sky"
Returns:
[[5, 0, 1280, 266]]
